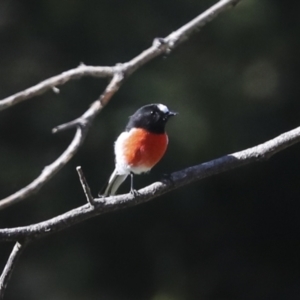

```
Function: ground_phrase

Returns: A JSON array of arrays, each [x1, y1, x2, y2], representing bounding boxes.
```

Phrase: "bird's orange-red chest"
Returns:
[[123, 128, 168, 168]]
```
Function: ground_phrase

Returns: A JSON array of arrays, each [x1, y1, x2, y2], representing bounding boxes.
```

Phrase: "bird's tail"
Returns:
[[99, 169, 128, 197]]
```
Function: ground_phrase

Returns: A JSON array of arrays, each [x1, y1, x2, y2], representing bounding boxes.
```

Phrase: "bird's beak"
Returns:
[[167, 111, 178, 117]]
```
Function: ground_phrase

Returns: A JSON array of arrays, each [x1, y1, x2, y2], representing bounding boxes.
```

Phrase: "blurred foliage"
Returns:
[[1, 0, 300, 299]]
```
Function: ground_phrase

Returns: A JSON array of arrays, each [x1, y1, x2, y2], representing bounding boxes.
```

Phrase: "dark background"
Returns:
[[1, 0, 300, 299]]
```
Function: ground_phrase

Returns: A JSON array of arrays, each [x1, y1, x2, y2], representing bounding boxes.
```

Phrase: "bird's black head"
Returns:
[[125, 103, 177, 134]]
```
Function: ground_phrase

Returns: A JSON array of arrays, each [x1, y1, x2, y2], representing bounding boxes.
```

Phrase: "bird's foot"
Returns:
[[130, 188, 140, 197]]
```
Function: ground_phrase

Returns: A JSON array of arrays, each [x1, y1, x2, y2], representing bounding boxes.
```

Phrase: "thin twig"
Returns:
[[0, 0, 242, 210], [0, 124, 299, 242], [0, 65, 114, 111], [76, 166, 95, 206], [0, 241, 28, 299]]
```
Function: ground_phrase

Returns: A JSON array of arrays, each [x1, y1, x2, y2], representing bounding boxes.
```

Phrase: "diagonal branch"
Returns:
[[0, 124, 299, 242], [0, 240, 29, 299], [0, 0, 241, 111], [0, 0, 243, 210]]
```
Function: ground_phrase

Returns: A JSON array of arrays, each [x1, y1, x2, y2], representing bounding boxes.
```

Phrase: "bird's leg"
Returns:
[[130, 172, 139, 196]]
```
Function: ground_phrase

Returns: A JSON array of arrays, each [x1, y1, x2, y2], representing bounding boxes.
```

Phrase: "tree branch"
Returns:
[[0, 0, 241, 110], [0, 241, 28, 299], [0, 65, 114, 111], [0, 0, 242, 210], [0, 124, 299, 242]]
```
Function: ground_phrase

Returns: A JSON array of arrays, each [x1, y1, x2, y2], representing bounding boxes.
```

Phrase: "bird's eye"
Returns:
[[150, 110, 155, 115]]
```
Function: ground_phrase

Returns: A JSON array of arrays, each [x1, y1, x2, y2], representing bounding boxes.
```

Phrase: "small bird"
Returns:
[[100, 103, 177, 196]]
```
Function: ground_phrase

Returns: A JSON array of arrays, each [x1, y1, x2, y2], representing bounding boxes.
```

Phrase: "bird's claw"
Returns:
[[130, 188, 140, 197]]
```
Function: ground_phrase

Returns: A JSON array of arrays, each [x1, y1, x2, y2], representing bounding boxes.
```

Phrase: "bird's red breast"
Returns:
[[123, 128, 168, 168]]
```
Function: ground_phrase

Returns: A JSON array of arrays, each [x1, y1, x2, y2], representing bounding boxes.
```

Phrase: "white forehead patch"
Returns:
[[157, 104, 169, 114]]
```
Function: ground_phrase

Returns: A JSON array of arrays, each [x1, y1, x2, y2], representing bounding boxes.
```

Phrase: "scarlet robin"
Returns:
[[100, 103, 177, 196]]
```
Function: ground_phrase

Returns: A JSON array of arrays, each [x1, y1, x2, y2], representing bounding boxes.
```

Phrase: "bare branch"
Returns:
[[76, 166, 95, 206], [0, 241, 28, 299], [124, 0, 242, 75], [0, 124, 299, 242], [0, 0, 243, 209], [165, 0, 240, 49], [0, 0, 241, 111], [0, 65, 114, 111]]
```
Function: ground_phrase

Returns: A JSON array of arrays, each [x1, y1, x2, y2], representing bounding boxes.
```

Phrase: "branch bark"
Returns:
[[0, 124, 300, 242]]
